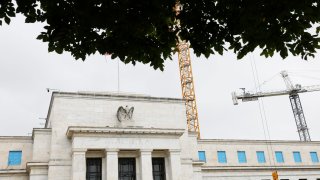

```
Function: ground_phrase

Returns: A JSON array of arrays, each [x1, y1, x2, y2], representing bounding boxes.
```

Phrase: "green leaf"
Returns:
[[36, 34, 43, 40], [4, 16, 10, 25], [3, 0, 320, 69], [55, 47, 63, 54], [280, 49, 288, 59], [48, 44, 54, 52], [7, 11, 15, 17], [316, 26, 320, 34]]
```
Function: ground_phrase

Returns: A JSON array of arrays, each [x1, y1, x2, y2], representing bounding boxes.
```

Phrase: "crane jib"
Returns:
[[231, 70, 318, 142], [242, 97, 259, 102]]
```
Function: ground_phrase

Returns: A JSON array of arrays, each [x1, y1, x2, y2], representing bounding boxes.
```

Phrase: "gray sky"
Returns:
[[1, 15, 320, 141]]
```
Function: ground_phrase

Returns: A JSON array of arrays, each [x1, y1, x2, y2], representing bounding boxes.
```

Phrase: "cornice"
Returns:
[[52, 91, 184, 103], [66, 126, 185, 138], [201, 165, 320, 171], [198, 139, 320, 146], [0, 136, 32, 143], [0, 169, 28, 175], [26, 162, 49, 172]]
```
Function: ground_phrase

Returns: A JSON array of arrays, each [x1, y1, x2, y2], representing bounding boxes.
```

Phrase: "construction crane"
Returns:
[[177, 42, 200, 138], [232, 70, 320, 141], [175, 3, 200, 138]]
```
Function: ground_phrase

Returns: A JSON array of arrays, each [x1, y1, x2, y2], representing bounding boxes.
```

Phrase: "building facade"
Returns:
[[0, 92, 319, 180]]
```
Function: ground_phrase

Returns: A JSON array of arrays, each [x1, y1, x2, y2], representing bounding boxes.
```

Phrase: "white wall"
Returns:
[[32, 129, 51, 162], [0, 137, 32, 170], [198, 139, 320, 166], [197, 139, 320, 179]]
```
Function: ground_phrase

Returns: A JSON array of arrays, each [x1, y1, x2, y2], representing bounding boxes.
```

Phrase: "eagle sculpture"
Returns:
[[117, 105, 134, 122]]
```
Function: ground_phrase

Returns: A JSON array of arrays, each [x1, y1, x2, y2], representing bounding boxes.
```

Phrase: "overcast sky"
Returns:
[[1, 15, 320, 141]]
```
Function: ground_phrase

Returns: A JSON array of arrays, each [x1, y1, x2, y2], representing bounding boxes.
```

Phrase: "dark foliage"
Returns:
[[1, 0, 319, 70]]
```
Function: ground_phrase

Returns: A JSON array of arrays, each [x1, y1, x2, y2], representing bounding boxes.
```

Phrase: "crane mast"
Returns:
[[232, 71, 320, 142], [175, 3, 200, 138], [280, 71, 311, 141], [289, 93, 310, 141], [178, 42, 200, 138]]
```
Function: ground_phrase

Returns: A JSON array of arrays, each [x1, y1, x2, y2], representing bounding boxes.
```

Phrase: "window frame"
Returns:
[[310, 152, 319, 163], [8, 151, 22, 166], [237, 151, 247, 163], [217, 151, 227, 163], [293, 151, 302, 163], [198, 151, 206, 162], [256, 151, 266, 163], [275, 151, 284, 163], [118, 158, 136, 180], [152, 157, 166, 180], [86, 158, 102, 180]]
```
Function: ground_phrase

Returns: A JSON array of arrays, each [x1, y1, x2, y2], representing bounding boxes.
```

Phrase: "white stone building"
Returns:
[[0, 92, 319, 180]]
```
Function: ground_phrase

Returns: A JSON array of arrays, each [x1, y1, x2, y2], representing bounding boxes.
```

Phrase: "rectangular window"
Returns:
[[256, 151, 266, 163], [310, 152, 319, 163], [119, 158, 136, 180], [86, 158, 102, 180], [293, 151, 302, 163], [198, 151, 206, 162], [217, 151, 227, 163], [275, 151, 284, 163], [8, 151, 22, 166], [237, 151, 247, 163], [152, 158, 166, 180]]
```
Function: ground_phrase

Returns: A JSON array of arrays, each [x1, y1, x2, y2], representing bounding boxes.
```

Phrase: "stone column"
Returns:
[[140, 149, 153, 180], [106, 149, 119, 180], [169, 149, 181, 180], [72, 148, 86, 180]]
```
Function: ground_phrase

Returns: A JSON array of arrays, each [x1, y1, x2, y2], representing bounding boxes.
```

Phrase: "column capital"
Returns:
[[105, 148, 119, 152], [72, 148, 87, 153], [105, 149, 119, 156], [140, 149, 153, 153], [169, 149, 181, 153], [140, 149, 153, 156]]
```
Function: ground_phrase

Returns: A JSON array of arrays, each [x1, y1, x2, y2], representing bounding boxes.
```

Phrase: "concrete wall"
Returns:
[[32, 129, 51, 162], [197, 139, 320, 166], [47, 93, 186, 130], [0, 174, 29, 180], [198, 139, 320, 179], [0, 137, 32, 179], [0, 137, 32, 170]]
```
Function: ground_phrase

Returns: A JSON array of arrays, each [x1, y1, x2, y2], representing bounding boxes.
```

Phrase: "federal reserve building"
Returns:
[[0, 91, 320, 180]]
